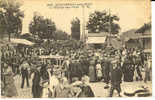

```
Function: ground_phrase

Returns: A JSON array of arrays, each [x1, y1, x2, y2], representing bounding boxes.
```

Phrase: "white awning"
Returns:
[[39, 55, 64, 59], [86, 37, 106, 44], [10, 38, 34, 46], [144, 49, 152, 53]]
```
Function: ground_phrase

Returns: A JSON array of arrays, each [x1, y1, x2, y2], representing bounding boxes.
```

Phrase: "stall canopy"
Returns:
[[86, 32, 108, 44], [9, 38, 34, 46], [0, 39, 16, 47], [87, 37, 106, 44]]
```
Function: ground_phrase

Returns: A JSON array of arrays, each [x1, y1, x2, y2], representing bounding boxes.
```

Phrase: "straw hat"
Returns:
[[72, 77, 79, 83], [3, 63, 8, 68], [81, 75, 90, 83], [22, 60, 27, 64], [40, 80, 49, 88], [115, 55, 120, 59], [111, 60, 118, 64], [36, 65, 42, 71], [97, 59, 101, 63], [53, 65, 62, 74]]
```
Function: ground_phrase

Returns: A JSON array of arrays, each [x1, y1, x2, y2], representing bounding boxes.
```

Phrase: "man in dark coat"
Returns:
[[122, 56, 135, 82], [109, 60, 122, 97], [74, 60, 83, 80], [80, 58, 89, 76], [101, 57, 111, 88], [69, 60, 74, 83], [70, 60, 83, 82], [76, 75, 95, 97], [78, 85, 95, 97], [21, 61, 30, 88], [32, 66, 42, 98]]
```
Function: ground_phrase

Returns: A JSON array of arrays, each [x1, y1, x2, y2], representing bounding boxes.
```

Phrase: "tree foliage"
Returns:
[[0, 0, 24, 40], [71, 17, 80, 40], [53, 29, 70, 40], [29, 13, 56, 40], [86, 10, 120, 34]]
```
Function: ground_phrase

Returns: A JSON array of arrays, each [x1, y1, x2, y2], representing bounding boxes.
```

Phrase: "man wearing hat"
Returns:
[[144, 56, 152, 83], [62, 57, 70, 80], [109, 59, 122, 97], [79, 56, 89, 76], [32, 65, 42, 98], [101, 54, 111, 88], [20, 60, 30, 88]]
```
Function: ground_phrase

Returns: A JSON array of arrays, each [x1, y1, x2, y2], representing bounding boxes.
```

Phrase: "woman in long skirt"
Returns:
[[4, 66, 18, 97], [96, 61, 102, 81], [89, 59, 96, 82]]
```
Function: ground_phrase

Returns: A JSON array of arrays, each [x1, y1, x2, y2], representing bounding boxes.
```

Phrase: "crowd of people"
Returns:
[[1, 43, 152, 98]]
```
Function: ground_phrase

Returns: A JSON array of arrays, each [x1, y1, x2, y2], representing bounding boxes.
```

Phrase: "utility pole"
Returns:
[[3, 0, 11, 41], [108, 9, 111, 47], [82, 5, 85, 43]]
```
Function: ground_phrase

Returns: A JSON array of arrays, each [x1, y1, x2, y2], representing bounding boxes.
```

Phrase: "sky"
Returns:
[[19, 0, 151, 35]]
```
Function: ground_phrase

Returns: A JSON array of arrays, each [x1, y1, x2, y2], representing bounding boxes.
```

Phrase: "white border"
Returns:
[[1, 1, 155, 100], [151, 1, 155, 98]]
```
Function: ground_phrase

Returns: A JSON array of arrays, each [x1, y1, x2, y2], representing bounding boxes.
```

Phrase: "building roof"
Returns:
[[136, 22, 151, 33], [120, 29, 151, 42], [132, 35, 152, 39], [3, 38, 34, 46]]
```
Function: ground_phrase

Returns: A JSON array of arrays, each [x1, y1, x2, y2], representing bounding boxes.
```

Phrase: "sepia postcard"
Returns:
[[0, 0, 152, 98]]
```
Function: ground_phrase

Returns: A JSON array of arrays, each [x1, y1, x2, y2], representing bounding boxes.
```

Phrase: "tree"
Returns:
[[0, 0, 24, 41], [29, 13, 56, 40], [86, 10, 120, 35], [53, 29, 70, 40], [71, 17, 80, 40]]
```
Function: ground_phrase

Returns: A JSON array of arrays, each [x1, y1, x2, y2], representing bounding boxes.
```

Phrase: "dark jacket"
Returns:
[[102, 60, 111, 76], [78, 85, 95, 97], [110, 65, 122, 85], [21, 67, 28, 77], [70, 61, 83, 79], [32, 70, 42, 98]]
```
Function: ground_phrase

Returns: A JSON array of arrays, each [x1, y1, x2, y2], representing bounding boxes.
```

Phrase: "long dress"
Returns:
[[4, 69, 18, 97], [48, 71, 59, 97], [96, 64, 102, 79], [123, 62, 135, 82], [89, 60, 96, 82]]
